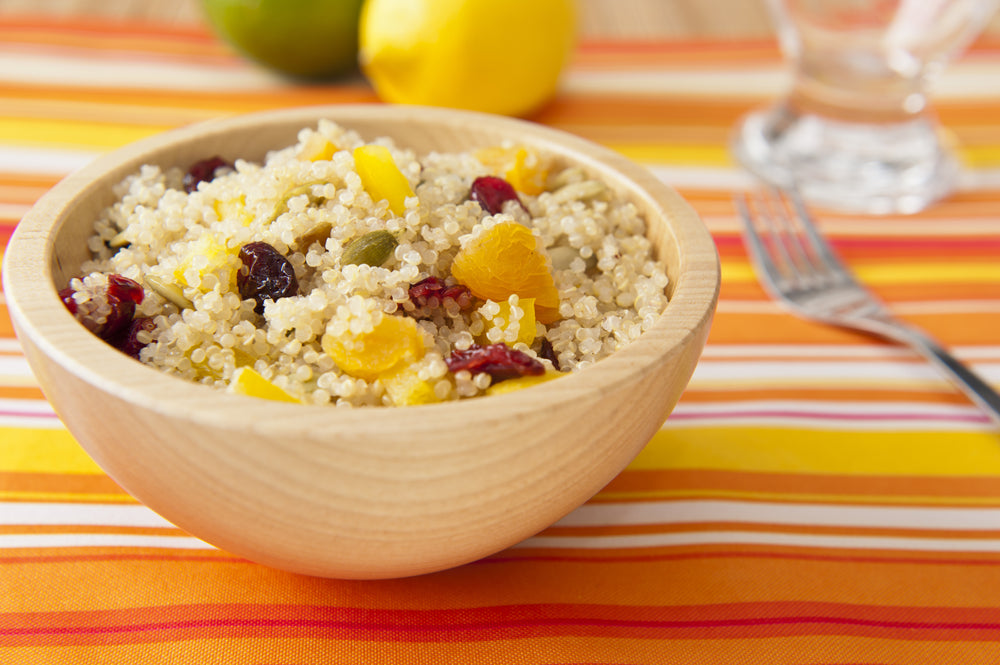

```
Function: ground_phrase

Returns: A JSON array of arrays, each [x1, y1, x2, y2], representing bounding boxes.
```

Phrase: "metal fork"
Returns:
[[735, 185, 1000, 425]]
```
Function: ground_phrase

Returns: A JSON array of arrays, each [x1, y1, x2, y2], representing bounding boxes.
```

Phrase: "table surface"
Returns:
[[3, 3, 1000, 665]]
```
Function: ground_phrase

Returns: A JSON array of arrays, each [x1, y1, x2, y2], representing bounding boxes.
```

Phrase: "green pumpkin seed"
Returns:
[[294, 221, 333, 250], [267, 180, 328, 224], [341, 230, 398, 267], [144, 274, 193, 309]]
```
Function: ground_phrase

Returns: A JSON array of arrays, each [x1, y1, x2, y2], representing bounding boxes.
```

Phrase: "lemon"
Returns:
[[359, 0, 576, 117], [201, 0, 364, 79]]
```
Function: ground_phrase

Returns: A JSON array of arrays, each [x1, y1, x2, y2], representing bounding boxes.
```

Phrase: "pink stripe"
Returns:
[[670, 409, 989, 424], [0, 409, 58, 419]]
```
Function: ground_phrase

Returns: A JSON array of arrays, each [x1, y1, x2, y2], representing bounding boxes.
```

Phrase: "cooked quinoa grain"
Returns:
[[68, 120, 670, 406]]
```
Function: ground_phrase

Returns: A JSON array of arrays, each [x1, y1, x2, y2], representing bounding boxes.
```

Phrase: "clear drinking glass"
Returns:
[[732, 0, 999, 214]]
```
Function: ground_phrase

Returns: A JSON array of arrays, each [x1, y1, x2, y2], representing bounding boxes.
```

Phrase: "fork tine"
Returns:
[[734, 190, 792, 298], [762, 185, 820, 285], [781, 187, 858, 287]]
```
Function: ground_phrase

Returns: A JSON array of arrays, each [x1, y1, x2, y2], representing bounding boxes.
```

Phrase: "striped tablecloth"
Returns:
[[4, 16, 1000, 664]]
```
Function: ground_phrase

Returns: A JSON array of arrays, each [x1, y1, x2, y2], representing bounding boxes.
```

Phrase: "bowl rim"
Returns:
[[2, 103, 720, 431]]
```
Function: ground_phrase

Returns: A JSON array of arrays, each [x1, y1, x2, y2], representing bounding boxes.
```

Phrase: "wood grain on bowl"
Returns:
[[2, 105, 719, 579]]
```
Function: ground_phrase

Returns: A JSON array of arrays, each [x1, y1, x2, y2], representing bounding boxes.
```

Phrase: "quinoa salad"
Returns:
[[59, 120, 670, 407]]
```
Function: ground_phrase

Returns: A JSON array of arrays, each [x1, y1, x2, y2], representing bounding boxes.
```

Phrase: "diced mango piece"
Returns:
[[475, 145, 548, 195], [485, 371, 561, 396], [322, 313, 424, 382], [229, 367, 301, 403], [172, 234, 237, 291], [298, 133, 339, 162], [213, 195, 253, 226], [353, 145, 414, 216], [380, 362, 440, 406], [489, 297, 536, 346]]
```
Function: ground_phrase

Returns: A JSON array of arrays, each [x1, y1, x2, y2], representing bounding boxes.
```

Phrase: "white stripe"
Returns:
[[701, 344, 1000, 360], [0, 503, 172, 527], [0, 339, 26, 353], [557, 499, 1000, 530], [0, 145, 100, 175], [0, 398, 55, 416], [564, 59, 1000, 99], [0, 203, 30, 221], [669, 399, 984, 424], [0, 534, 213, 550], [7, 498, 997, 536], [0, 51, 284, 92], [519, 530, 1000, 552], [0, 355, 34, 378]]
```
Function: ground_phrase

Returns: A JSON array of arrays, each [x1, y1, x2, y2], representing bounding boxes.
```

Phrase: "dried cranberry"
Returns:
[[58, 287, 78, 314], [469, 176, 527, 216], [446, 343, 544, 383], [237, 242, 298, 314], [107, 274, 144, 305], [538, 337, 561, 371], [183, 156, 231, 193], [59, 275, 143, 340], [406, 276, 473, 317], [114, 316, 156, 359]]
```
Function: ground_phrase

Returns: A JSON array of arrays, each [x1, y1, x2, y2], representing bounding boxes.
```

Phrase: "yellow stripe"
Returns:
[[612, 143, 732, 166], [960, 145, 1000, 168], [594, 488, 1000, 506], [631, 427, 1000, 476], [0, 428, 103, 474], [0, 116, 172, 150], [724, 260, 1000, 284]]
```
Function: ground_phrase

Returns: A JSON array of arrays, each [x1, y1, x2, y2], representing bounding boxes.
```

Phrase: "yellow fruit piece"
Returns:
[[380, 362, 440, 406], [359, 0, 576, 118], [298, 133, 339, 162], [485, 371, 561, 396], [451, 222, 560, 324], [490, 298, 536, 346], [213, 195, 254, 226], [172, 234, 237, 291], [229, 367, 301, 403], [476, 146, 548, 195], [353, 144, 414, 216], [322, 313, 424, 382]]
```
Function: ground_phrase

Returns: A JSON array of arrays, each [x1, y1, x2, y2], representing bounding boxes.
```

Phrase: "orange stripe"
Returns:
[[0, 472, 127, 500], [708, 311, 1000, 345], [0, 387, 47, 401], [6, 548, 1000, 611]]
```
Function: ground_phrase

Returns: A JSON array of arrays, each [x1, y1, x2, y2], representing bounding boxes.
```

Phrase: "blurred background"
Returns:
[[5, 0, 1000, 40]]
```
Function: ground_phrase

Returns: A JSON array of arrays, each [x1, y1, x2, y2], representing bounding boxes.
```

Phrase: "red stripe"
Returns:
[[5, 602, 1000, 645]]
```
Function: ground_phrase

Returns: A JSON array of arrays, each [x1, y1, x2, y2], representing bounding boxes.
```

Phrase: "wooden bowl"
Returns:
[[2, 105, 719, 579]]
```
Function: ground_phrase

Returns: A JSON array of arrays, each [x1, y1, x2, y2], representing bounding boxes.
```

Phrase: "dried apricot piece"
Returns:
[[322, 311, 424, 381], [450, 221, 560, 323], [353, 144, 414, 216]]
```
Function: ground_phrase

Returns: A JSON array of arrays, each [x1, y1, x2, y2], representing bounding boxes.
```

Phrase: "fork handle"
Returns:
[[878, 324, 1000, 425]]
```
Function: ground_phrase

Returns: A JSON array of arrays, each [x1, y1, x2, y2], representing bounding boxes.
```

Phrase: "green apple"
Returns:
[[201, 0, 365, 79]]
